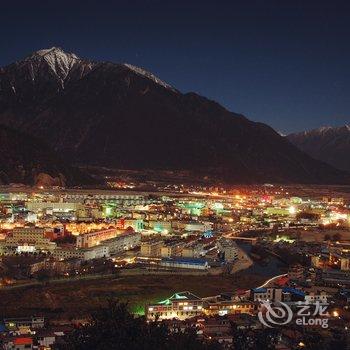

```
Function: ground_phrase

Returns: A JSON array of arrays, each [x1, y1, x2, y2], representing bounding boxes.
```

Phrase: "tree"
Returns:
[[57, 299, 220, 350]]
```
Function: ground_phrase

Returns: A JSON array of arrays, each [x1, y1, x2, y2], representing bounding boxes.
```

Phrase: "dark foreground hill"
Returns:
[[0, 47, 349, 184]]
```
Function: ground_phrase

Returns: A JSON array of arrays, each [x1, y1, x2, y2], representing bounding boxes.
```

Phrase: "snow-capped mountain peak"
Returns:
[[34, 47, 79, 60], [25, 47, 81, 84], [312, 125, 350, 135], [123, 63, 178, 92], [295, 124, 350, 138]]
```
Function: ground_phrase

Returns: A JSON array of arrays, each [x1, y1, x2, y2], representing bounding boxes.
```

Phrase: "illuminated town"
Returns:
[[0, 183, 350, 348], [1, 1, 350, 349]]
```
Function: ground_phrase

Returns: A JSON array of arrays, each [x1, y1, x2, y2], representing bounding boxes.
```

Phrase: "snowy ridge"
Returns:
[[26, 47, 81, 85], [304, 125, 350, 136], [289, 124, 350, 139], [123, 63, 177, 92], [21, 48, 178, 92]]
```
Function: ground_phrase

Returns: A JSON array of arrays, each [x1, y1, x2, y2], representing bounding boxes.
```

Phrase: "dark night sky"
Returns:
[[1, 0, 349, 133]]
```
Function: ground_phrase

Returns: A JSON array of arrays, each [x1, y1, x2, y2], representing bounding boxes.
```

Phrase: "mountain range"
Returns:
[[0, 47, 349, 185], [288, 125, 350, 172]]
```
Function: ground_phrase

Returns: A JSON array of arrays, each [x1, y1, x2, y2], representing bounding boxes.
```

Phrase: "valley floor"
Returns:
[[0, 272, 266, 319]]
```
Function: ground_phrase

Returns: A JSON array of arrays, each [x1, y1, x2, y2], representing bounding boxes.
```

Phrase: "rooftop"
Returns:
[[14, 337, 33, 345], [158, 291, 201, 305]]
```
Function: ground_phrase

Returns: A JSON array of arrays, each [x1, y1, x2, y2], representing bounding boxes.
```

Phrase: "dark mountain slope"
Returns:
[[0, 47, 349, 184], [288, 125, 350, 172], [0, 124, 94, 186]]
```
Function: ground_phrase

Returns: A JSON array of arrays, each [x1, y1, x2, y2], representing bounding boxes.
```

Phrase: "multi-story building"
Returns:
[[52, 247, 85, 260], [146, 292, 257, 321], [181, 243, 204, 258], [217, 239, 239, 262], [100, 231, 141, 255], [160, 242, 184, 258], [26, 202, 83, 214], [29, 259, 71, 275], [76, 228, 122, 248], [250, 288, 283, 302], [124, 219, 144, 232], [146, 291, 204, 320], [140, 239, 162, 257], [83, 245, 110, 260], [184, 222, 212, 232], [204, 300, 257, 316], [53, 245, 109, 261], [0, 228, 56, 253], [251, 287, 307, 304], [4, 317, 45, 330], [304, 290, 329, 304], [341, 257, 350, 271], [322, 269, 350, 286], [288, 264, 304, 281], [149, 220, 172, 234], [4, 337, 33, 349], [311, 255, 323, 268]]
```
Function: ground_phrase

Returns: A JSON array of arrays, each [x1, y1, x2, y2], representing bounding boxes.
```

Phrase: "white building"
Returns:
[[101, 232, 141, 255]]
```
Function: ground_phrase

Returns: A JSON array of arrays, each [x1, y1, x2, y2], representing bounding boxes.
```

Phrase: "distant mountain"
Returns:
[[0, 47, 349, 184], [288, 125, 350, 172], [0, 124, 94, 186]]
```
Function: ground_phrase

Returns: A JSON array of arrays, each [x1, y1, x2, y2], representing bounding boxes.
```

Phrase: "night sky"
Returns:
[[1, 0, 350, 133]]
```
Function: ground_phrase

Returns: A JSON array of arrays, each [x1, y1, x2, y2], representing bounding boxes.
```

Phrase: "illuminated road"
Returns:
[[256, 273, 288, 289], [240, 273, 288, 295]]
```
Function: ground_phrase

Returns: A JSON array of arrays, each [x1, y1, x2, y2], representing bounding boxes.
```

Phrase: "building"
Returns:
[[250, 287, 306, 304], [203, 294, 257, 316], [82, 245, 110, 260], [52, 248, 85, 260], [150, 220, 172, 234], [250, 288, 283, 302], [26, 202, 82, 214], [0, 227, 56, 254], [140, 239, 162, 257], [124, 219, 144, 232], [304, 290, 329, 304], [76, 228, 123, 248], [341, 257, 350, 271], [52, 245, 110, 261], [205, 301, 256, 316], [146, 291, 204, 320], [101, 231, 141, 255], [4, 317, 45, 330], [160, 242, 184, 258], [160, 257, 209, 270], [29, 259, 71, 275], [4, 337, 33, 350], [184, 222, 211, 232], [181, 243, 204, 258], [311, 255, 323, 268], [199, 318, 233, 346], [288, 264, 304, 281], [217, 239, 239, 262], [322, 269, 350, 286]]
